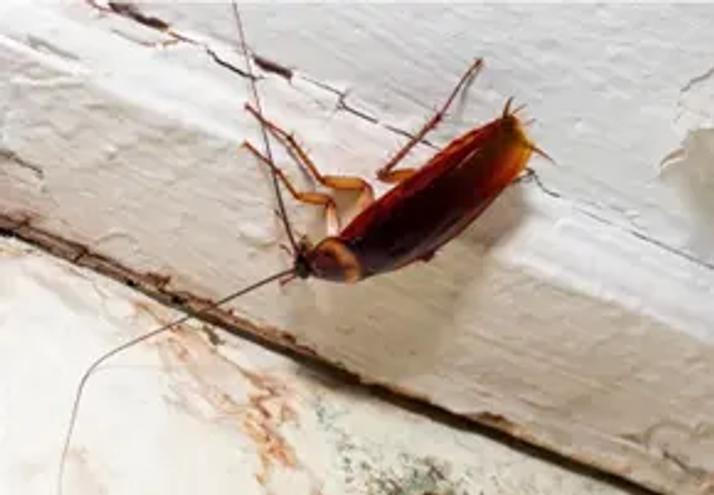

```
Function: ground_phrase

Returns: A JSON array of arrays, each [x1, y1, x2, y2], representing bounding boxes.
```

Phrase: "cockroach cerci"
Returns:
[[57, 5, 550, 494]]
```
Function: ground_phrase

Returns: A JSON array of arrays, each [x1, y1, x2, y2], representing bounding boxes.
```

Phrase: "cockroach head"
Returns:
[[293, 237, 362, 283], [294, 253, 312, 279], [293, 236, 313, 279]]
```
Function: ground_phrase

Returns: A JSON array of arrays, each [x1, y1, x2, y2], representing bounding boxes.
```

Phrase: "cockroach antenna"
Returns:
[[55, 269, 292, 495], [55, 5, 299, 494], [230, 1, 298, 254], [502, 97, 528, 119], [530, 143, 556, 165]]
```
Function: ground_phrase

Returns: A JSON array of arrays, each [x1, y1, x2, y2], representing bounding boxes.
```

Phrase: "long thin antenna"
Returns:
[[231, 3, 298, 253], [56, 267, 294, 495]]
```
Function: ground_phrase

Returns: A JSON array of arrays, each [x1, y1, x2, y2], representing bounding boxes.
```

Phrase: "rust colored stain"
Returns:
[[131, 299, 165, 321], [239, 366, 299, 483], [159, 332, 299, 486]]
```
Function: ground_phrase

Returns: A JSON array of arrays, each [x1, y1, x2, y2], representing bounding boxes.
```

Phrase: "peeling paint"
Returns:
[[659, 128, 714, 265]]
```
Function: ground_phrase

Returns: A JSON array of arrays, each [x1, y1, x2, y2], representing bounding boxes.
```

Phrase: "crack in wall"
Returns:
[[203, 44, 255, 80], [681, 65, 714, 94], [578, 206, 714, 273], [25, 34, 81, 63], [83, 0, 439, 152], [629, 228, 714, 272], [516, 167, 714, 275], [662, 449, 709, 480], [0, 148, 45, 179], [620, 419, 714, 482], [674, 65, 714, 135], [296, 72, 438, 149], [253, 53, 293, 81], [105, 1, 170, 32]]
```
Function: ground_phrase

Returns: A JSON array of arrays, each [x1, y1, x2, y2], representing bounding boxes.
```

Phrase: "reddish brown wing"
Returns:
[[338, 116, 531, 278]]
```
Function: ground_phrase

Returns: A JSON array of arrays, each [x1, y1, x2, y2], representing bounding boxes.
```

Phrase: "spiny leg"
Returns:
[[245, 103, 375, 213], [242, 141, 341, 236], [376, 58, 484, 184]]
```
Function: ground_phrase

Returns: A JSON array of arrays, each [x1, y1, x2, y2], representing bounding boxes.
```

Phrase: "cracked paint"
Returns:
[[0, 148, 44, 179], [659, 129, 714, 266], [621, 419, 714, 484], [252, 54, 294, 82], [676, 65, 714, 133], [80, 0, 439, 152]]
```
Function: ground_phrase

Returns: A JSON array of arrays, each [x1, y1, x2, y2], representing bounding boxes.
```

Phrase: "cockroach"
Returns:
[[241, 85, 537, 284], [56, 4, 549, 494]]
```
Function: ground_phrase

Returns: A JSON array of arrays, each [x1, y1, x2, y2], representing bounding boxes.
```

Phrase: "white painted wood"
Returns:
[[2, 2, 714, 493], [0, 236, 632, 495]]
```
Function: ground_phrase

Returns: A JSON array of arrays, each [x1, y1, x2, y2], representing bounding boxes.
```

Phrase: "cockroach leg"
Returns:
[[514, 167, 561, 198], [242, 141, 340, 236], [245, 103, 375, 212], [513, 167, 536, 184], [375, 168, 418, 184], [376, 58, 484, 184]]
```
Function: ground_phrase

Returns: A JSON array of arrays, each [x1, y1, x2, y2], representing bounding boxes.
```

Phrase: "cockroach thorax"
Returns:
[[302, 237, 362, 283]]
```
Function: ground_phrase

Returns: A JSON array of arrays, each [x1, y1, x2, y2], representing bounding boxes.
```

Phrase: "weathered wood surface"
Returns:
[[0, 236, 637, 495], [2, 3, 714, 494]]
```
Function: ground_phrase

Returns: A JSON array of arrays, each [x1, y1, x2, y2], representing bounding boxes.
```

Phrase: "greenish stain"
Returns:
[[311, 393, 468, 495]]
